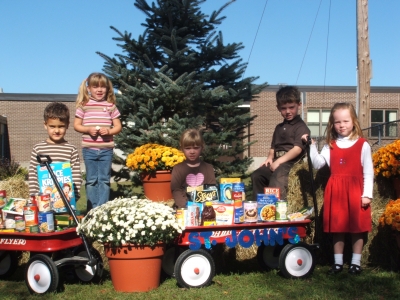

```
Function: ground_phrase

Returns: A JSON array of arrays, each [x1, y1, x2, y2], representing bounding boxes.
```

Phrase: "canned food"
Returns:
[[243, 201, 258, 223], [5, 217, 15, 229], [24, 205, 39, 226], [15, 215, 25, 231], [234, 206, 244, 223], [275, 200, 288, 221], [38, 194, 51, 212], [232, 183, 245, 200], [25, 225, 40, 233], [38, 211, 55, 233]]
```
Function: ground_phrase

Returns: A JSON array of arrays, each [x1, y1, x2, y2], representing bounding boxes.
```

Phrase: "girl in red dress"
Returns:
[[303, 103, 373, 275]]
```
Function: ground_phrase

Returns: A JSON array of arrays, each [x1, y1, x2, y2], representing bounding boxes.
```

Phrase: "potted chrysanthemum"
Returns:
[[372, 139, 400, 198], [77, 197, 183, 292], [126, 144, 186, 201]]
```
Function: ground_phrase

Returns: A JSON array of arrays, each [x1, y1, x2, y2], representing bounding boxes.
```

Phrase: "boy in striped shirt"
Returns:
[[29, 102, 82, 205]]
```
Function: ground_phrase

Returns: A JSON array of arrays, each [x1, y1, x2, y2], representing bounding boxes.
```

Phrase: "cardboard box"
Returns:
[[257, 194, 278, 222], [263, 187, 280, 200], [212, 204, 234, 225], [219, 178, 241, 204], [37, 161, 76, 213]]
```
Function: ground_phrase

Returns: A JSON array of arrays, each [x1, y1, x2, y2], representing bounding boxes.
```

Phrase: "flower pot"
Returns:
[[392, 177, 400, 199], [141, 170, 173, 202], [104, 243, 165, 292]]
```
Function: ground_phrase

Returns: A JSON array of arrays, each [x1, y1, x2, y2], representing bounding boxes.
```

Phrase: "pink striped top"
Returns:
[[75, 99, 121, 149]]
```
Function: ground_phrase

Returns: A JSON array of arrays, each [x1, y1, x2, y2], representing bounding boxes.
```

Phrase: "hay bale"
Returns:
[[0, 175, 29, 199]]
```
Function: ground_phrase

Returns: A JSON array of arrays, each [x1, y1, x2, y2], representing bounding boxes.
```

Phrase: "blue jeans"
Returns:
[[82, 148, 113, 210]]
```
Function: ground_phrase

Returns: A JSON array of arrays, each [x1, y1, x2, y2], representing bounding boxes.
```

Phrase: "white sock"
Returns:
[[351, 253, 361, 266], [334, 254, 343, 266]]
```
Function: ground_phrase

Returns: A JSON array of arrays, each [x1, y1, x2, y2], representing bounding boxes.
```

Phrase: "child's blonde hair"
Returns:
[[75, 72, 116, 108], [180, 129, 205, 149], [326, 102, 363, 147]]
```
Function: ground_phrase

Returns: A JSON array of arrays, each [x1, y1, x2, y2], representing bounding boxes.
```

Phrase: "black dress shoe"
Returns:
[[348, 264, 362, 275], [327, 264, 343, 275]]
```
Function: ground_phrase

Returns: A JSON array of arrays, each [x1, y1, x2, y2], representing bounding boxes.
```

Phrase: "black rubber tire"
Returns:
[[73, 246, 103, 283], [257, 244, 283, 271], [278, 242, 315, 279], [0, 251, 18, 279], [174, 249, 215, 288], [161, 246, 185, 278], [25, 254, 59, 294]]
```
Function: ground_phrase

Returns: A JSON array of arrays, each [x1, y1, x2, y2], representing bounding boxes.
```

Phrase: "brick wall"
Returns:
[[0, 94, 81, 169]]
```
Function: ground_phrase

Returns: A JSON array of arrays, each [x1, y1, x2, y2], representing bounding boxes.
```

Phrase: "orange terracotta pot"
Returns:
[[104, 243, 165, 292], [141, 170, 173, 202]]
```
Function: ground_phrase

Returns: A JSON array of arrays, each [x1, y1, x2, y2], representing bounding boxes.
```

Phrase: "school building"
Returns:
[[0, 85, 399, 172]]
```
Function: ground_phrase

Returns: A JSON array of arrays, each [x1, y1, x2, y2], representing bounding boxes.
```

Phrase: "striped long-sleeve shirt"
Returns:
[[75, 99, 121, 149], [28, 141, 82, 198]]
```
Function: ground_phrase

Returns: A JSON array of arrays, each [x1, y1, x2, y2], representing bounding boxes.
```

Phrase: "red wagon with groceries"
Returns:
[[0, 155, 103, 294], [163, 141, 320, 289]]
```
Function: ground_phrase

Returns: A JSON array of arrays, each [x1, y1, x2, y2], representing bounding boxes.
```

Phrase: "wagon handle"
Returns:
[[305, 137, 319, 243], [36, 154, 97, 266]]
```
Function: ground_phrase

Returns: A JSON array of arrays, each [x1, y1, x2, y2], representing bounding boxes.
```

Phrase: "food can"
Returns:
[[176, 208, 186, 228], [30, 193, 39, 206], [38, 194, 51, 212], [234, 206, 244, 223], [243, 201, 258, 223], [187, 205, 200, 226], [38, 211, 55, 233], [5, 215, 15, 229], [232, 182, 246, 201], [24, 205, 39, 226], [26, 225, 40, 233], [275, 200, 288, 221], [234, 198, 242, 209], [15, 215, 25, 232]]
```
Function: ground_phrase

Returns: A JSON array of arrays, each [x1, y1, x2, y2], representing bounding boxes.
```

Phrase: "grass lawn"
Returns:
[[1, 255, 400, 300]]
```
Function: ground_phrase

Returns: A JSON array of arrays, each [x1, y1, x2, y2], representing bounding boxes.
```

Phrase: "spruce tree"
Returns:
[[97, 0, 267, 195]]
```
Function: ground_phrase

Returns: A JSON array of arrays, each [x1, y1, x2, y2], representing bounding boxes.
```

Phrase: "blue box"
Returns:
[[37, 161, 76, 213], [257, 194, 278, 222]]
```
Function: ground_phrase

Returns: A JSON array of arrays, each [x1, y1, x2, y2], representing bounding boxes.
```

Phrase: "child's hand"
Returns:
[[301, 134, 314, 144], [87, 127, 99, 136], [98, 128, 110, 136], [361, 197, 371, 208]]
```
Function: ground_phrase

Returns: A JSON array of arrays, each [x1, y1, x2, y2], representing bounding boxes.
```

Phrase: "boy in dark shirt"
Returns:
[[251, 86, 310, 201]]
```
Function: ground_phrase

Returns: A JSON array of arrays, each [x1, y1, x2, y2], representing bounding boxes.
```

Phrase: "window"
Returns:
[[307, 109, 330, 138], [370, 110, 398, 137]]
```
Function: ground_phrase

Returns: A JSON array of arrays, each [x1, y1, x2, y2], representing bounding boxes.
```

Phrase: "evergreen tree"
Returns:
[[97, 0, 267, 195]]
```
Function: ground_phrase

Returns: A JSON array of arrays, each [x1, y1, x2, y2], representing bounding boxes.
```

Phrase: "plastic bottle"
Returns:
[[201, 201, 216, 226]]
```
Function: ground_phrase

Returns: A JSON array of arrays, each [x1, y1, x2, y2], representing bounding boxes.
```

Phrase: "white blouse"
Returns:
[[309, 136, 374, 199]]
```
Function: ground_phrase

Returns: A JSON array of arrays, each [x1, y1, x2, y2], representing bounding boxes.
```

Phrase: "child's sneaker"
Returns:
[[327, 264, 343, 275], [348, 264, 362, 275]]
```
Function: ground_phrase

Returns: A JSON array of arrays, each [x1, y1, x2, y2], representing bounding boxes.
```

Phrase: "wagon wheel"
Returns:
[[161, 245, 185, 277], [278, 242, 315, 279], [257, 244, 284, 270], [174, 249, 215, 288], [0, 251, 18, 279], [73, 246, 103, 283], [25, 254, 59, 294]]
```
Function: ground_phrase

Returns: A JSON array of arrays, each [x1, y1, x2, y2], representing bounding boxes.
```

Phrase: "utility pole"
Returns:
[[357, 0, 371, 129]]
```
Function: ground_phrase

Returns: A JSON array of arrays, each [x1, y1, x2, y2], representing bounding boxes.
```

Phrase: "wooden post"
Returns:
[[357, 0, 371, 129]]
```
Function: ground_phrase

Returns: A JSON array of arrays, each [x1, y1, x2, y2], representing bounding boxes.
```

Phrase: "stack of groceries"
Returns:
[[175, 179, 314, 228], [0, 191, 82, 234]]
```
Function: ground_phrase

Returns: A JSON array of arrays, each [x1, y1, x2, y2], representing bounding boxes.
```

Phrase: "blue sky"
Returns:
[[1, 0, 399, 94]]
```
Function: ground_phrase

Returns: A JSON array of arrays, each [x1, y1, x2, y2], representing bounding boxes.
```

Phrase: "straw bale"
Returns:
[[0, 175, 29, 199]]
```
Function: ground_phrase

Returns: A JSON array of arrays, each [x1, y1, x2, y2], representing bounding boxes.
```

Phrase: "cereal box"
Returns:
[[37, 161, 76, 213], [193, 185, 219, 203], [212, 204, 234, 225], [219, 178, 241, 204], [263, 187, 280, 200], [257, 194, 278, 222]]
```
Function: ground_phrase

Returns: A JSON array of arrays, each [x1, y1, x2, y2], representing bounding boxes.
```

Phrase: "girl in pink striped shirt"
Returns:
[[74, 72, 122, 210]]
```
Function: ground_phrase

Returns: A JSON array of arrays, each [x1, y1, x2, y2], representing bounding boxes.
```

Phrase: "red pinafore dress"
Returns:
[[323, 138, 371, 233]]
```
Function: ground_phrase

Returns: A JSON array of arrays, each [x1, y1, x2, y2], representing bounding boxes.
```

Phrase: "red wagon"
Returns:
[[162, 219, 318, 288], [0, 155, 103, 294]]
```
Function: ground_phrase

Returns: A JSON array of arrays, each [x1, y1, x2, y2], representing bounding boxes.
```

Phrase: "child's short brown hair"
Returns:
[[180, 129, 205, 149], [44, 102, 70, 124], [276, 85, 301, 106]]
